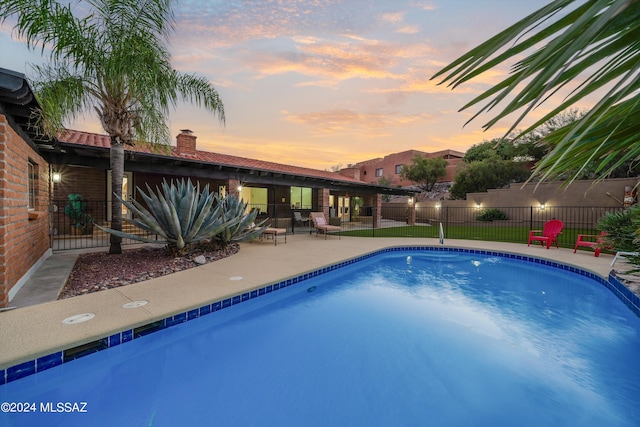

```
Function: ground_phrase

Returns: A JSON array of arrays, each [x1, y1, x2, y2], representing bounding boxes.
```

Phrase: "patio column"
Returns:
[[407, 197, 416, 226], [228, 179, 241, 197], [317, 188, 330, 218], [373, 193, 382, 228]]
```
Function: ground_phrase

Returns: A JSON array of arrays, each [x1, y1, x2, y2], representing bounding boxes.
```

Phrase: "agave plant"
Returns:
[[215, 195, 267, 247], [96, 179, 238, 255]]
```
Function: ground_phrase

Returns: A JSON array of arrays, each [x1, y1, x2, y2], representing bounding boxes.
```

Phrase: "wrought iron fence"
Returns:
[[343, 205, 621, 249], [50, 199, 622, 251], [50, 199, 163, 251]]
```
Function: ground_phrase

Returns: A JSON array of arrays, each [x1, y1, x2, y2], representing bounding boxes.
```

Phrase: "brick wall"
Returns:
[[51, 165, 106, 231], [0, 115, 51, 307]]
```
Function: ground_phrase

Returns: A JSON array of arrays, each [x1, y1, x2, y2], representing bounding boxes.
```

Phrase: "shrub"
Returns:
[[597, 205, 640, 257], [476, 208, 509, 222]]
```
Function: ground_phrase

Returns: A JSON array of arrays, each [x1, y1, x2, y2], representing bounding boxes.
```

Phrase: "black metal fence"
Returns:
[[370, 205, 619, 249], [50, 199, 621, 251], [50, 199, 159, 251]]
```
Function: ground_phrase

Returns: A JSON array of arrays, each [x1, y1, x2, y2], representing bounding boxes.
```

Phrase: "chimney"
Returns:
[[338, 166, 361, 180], [176, 129, 197, 155]]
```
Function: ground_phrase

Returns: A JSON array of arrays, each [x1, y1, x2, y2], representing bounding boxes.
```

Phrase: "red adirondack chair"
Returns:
[[527, 219, 564, 249], [574, 231, 608, 257]]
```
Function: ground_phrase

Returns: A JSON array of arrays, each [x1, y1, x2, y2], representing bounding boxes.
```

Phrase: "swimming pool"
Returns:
[[1, 248, 639, 426]]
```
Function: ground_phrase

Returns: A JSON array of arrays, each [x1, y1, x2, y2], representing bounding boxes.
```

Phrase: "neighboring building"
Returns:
[[0, 67, 413, 308], [352, 149, 465, 187]]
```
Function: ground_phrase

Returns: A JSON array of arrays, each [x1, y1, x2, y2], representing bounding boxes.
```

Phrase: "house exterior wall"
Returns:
[[0, 115, 51, 307], [52, 166, 105, 201], [51, 165, 106, 233], [354, 150, 463, 187]]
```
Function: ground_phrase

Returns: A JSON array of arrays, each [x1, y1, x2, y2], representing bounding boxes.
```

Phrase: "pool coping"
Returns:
[[1, 237, 635, 385]]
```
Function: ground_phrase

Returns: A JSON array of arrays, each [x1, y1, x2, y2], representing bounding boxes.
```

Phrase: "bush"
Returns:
[[597, 205, 640, 253], [476, 208, 509, 222]]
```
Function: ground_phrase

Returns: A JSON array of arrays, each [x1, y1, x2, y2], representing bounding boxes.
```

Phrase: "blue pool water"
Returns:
[[2, 250, 640, 426]]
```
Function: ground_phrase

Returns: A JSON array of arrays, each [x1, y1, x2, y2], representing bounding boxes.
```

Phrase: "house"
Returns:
[[49, 129, 411, 234], [0, 68, 56, 308], [0, 67, 413, 308], [351, 149, 465, 187]]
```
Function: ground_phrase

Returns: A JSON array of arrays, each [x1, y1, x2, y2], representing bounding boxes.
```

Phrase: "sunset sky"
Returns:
[[1, 0, 565, 170]]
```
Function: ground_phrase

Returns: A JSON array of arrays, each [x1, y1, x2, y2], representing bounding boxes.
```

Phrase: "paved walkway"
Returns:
[[0, 235, 626, 370], [8, 252, 79, 309]]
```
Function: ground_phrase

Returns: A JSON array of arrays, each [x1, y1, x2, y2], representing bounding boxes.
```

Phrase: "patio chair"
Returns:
[[310, 212, 341, 240], [574, 231, 607, 257], [527, 219, 564, 249], [293, 211, 310, 227]]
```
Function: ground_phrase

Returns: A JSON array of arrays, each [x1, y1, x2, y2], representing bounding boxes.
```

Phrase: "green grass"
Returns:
[[339, 225, 598, 250]]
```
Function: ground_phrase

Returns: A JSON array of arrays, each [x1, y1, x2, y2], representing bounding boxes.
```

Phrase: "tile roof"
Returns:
[[58, 129, 365, 184]]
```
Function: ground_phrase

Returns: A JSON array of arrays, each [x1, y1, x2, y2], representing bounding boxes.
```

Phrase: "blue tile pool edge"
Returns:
[[2, 245, 638, 386]]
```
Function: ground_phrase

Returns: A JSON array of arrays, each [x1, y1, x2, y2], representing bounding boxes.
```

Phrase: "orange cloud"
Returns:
[[283, 109, 434, 135]]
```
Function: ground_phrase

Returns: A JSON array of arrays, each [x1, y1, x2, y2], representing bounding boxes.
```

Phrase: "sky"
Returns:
[[0, 0, 563, 170]]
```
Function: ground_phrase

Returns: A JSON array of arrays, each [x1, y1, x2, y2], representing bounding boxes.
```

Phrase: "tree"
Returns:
[[377, 175, 393, 202], [400, 155, 448, 191], [0, 0, 225, 254], [432, 0, 640, 185], [449, 157, 530, 200], [464, 138, 517, 163]]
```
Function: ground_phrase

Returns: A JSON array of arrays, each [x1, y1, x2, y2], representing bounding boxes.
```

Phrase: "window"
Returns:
[[395, 164, 404, 174], [239, 186, 268, 213], [290, 186, 312, 209], [28, 161, 36, 210], [375, 168, 383, 177]]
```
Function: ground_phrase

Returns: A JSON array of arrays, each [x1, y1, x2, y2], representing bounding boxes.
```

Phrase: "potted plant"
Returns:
[[64, 194, 93, 235]]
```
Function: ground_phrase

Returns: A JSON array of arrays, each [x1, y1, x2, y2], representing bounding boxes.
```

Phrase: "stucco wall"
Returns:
[[355, 150, 462, 186], [0, 115, 51, 307], [435, 178, 638, 209]]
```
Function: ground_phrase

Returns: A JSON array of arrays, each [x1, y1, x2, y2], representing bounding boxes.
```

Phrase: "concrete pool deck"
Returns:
[[0, 235, 628, 371]]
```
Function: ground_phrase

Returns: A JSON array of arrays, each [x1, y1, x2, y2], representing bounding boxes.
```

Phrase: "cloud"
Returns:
[[397, 25, 421, 35], [283, 108, 433, 135], [380, 12, 406, 24]]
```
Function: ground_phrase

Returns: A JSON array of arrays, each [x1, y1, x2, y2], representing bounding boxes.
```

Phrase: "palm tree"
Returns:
[[432, 0, 640, 185], [0, 0, 225, 254]]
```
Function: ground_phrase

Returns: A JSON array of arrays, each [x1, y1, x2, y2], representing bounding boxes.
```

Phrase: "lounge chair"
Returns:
[[610, 251, 640, 266], [574, 231, 607, 257], [310, 212, 341, 239], [527, 219, 564, 249]]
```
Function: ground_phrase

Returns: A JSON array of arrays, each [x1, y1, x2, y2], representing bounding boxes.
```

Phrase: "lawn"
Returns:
[[339, 225, 599, 250]]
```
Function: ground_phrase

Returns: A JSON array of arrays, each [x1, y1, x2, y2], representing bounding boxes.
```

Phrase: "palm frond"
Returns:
[[432, 0, 640, 183]]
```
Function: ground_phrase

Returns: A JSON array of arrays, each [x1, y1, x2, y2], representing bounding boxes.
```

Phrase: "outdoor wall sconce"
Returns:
[[435, 203, 441, 209], [408, 197, 414, 205], [52, 172, 62, 183], [539, 203, 546, 210], [475, 203, 481, 209]]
